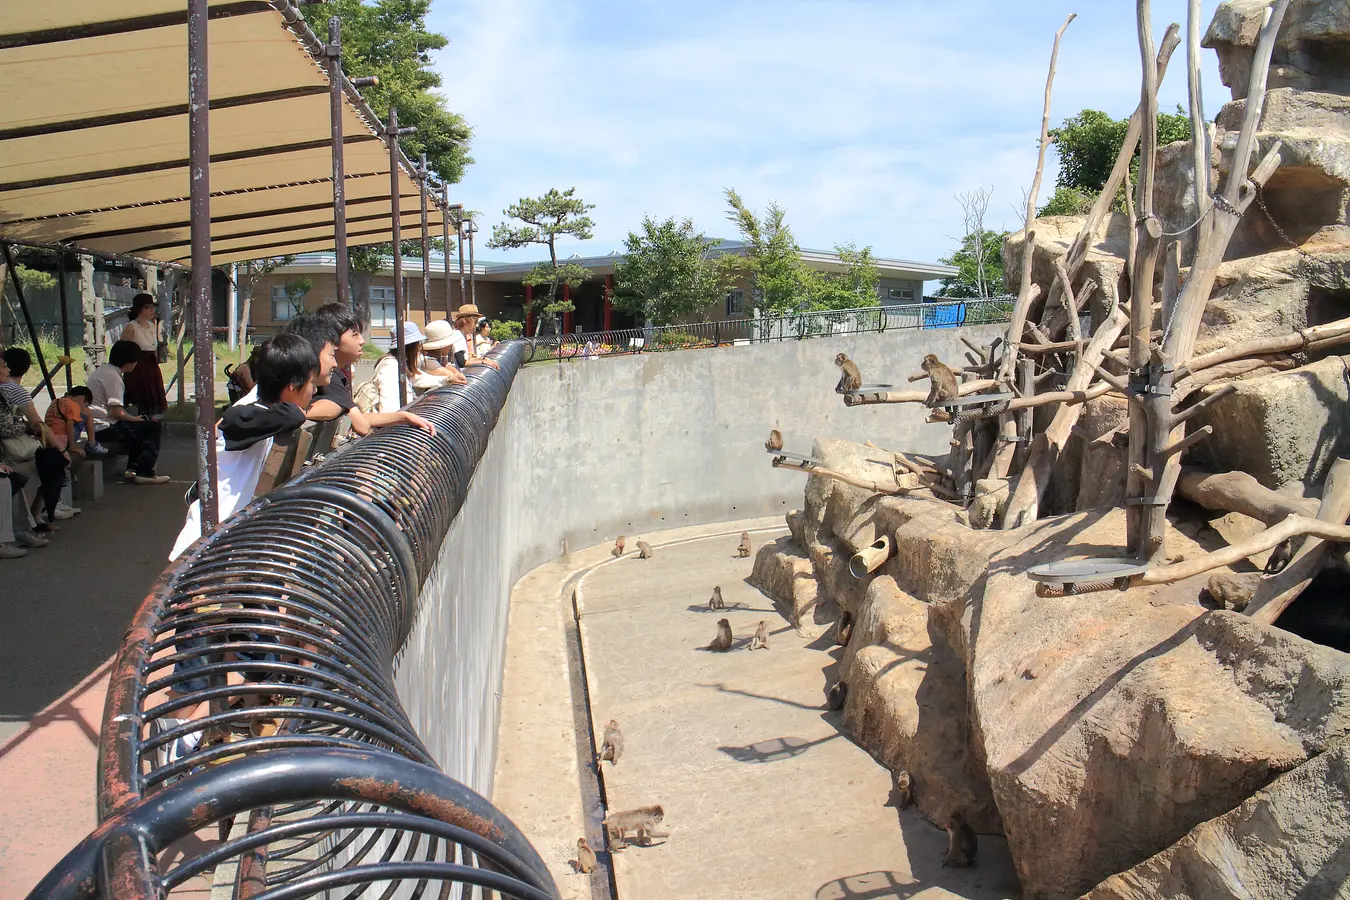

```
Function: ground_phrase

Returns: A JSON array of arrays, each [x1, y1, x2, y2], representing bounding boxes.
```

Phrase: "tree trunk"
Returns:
[[1175, 467, 1319, 526], [350, 267, 371, 331], [80, 253, 104, 377]]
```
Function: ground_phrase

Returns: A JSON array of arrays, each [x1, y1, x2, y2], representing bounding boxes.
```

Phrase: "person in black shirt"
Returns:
[[308, 304, 434, 437]]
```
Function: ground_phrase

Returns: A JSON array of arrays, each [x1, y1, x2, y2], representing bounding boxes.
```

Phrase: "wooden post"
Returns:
[[79, 253, 103, 377], [1186, 0, 1211, 242]]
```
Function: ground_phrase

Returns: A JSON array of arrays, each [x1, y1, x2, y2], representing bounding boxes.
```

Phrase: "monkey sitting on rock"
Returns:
[[709, 618, 733, 652], [749, 620, 770, 650], [942, 811, 977, 867], [765, 429, 783, 452], [738, 532, 752, 558], [571, 837, 597, 873], [709, 586, 725, 610], [612, 535, 625, 558], [637, 540, 653, 559], [598, 719, 624, 766], [891, 769, 914, 809]]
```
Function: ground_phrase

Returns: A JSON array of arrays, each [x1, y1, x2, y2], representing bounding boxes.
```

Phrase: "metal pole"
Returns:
[[57, 251, 72, 392], [0, 242, 56, 401], [419, 153, 430, 323], [388, 106, 408, 408], [226, 262, 237, 350], [467, 220, 477, 305], [188, 0, 218, 532], [441, 189, 453, 317], [456, 210, 466, 311], [326, 16, 351, 311]]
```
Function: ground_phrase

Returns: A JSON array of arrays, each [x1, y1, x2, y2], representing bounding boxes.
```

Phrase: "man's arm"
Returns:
[[305, 398, 347, 423], [360, 407, 435, 436]]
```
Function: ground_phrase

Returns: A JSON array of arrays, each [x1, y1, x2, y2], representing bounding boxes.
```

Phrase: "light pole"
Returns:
[[463, 218, 479, 306]]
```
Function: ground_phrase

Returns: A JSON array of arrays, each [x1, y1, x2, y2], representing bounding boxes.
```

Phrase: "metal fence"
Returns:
[[523, 297, 1013, 363], [30, 341, 558, 900]]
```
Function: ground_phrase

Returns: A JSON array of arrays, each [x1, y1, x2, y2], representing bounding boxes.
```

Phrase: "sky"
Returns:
[[425, 0, 1228, 267]]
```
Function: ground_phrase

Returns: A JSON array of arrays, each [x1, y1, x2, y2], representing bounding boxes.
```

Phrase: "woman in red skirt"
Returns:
[[120, 293, 168, 415]]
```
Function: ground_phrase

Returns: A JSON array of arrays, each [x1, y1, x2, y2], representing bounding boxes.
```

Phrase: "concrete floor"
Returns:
[[495, 519, 1023, 900], [0, 433, 195, 897]]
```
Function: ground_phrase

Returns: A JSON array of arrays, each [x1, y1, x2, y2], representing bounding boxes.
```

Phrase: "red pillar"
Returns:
[[603, 273, 614, 331], [562, 283, 574, 334], [524, 284, 534, 336]]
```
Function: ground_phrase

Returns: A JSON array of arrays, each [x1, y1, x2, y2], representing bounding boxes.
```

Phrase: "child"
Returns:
[[169, 334, 318, 561], [44, 386, 106, 459]]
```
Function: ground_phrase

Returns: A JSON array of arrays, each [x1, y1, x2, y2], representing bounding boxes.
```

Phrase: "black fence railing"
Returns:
[[30, 341, 559, 900], [524, 297, 1013, 363]]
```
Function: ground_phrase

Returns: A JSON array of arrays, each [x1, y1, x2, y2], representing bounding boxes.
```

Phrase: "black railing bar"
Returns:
[[247, 862, 554, 900]]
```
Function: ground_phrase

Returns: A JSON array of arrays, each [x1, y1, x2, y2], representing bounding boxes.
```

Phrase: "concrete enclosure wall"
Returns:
[[393, 324, 1003, 793]]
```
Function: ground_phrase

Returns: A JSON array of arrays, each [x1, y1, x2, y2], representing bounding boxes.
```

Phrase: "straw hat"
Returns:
[[453, 303, 481, 322], [423, 319, 455, 350], [397, 321, 426, 347]]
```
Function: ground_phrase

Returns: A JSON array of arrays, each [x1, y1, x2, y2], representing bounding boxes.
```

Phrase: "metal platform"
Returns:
[[844, 383, 895, 395], [770, 450, 826, 467], [1027, 557, 1150, 593]]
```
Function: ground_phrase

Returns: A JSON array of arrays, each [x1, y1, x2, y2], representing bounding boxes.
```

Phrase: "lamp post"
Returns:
[[463, 218, 479, 306]]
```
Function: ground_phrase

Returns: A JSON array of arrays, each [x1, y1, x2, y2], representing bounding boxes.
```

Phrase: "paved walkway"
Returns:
[[0, 434, 196, 897], [496, 520, 1022, 900]]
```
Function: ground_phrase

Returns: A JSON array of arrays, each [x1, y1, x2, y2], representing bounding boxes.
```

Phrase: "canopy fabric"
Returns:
[[0, 0, 436, 267]]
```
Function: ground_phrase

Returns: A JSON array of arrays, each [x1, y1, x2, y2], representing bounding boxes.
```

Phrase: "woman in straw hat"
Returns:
[[451, 304, 500, 370]]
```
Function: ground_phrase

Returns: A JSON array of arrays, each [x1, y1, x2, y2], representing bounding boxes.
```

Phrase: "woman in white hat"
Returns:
[[422, 319, 459, 371], [370, 321, 462, 414]]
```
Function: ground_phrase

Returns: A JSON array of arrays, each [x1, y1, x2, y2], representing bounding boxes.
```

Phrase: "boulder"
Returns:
[[1082, 738, 1350, 900], [971, 508, 1350, 899], [843, 576, 1002, 834], [1074, 396, 1129, 512], [1002, 214, 1130, 331], [1192, 354, 1350, 489], [1204, 0, 1350, 101], [969, 477, 1009, 529], [748, 535, 826, 627]]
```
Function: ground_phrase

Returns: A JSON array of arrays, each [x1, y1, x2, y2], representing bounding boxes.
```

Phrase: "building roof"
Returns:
[[0, 0, 438, 268], [267, 242, 958, 282]]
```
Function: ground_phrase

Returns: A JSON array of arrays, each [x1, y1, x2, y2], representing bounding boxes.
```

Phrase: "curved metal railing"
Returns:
[[30, 341, 558, 899]]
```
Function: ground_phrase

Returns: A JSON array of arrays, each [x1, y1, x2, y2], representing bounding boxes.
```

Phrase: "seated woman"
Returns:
[[418, 319, 468, 386], [369, 322, 462, 415], [0, 347, 75, 525], [473, 318, 496, 356]]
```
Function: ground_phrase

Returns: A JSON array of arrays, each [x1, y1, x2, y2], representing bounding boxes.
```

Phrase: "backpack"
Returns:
[[352, 356, 394, 415]]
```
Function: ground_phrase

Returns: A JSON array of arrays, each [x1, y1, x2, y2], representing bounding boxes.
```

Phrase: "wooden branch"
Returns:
[[999, 12, 1077, 384], [960, 336, 989, 364], [1171, 384, 1235, 425], [1008, 380, 1116, 412], [1174, 355, 1294, 397], [1138, 514, 1350, 585], [1186, 0, 1211, 234], [1025, 319, 1052, 345], [1161, 240, 1181, 332], [1160, 424, 1212, 459], [773, 457, 957, 501], [843, 379, 997, 406], [1245, 458, 1350, 623], [1176, 467, 1319, 526], [1090, 362, 1131, 394], [1177, 317, 1350, 379]]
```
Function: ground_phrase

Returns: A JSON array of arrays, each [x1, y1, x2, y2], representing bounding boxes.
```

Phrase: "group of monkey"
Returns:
[[576, 530, 976, 875], [833, 352, 962, 416]]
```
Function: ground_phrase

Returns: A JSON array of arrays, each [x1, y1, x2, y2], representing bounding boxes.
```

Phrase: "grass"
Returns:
[[14, 333, 239, 395]]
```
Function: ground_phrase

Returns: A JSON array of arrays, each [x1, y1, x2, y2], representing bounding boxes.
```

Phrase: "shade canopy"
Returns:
[[0, 0, 438, 267]]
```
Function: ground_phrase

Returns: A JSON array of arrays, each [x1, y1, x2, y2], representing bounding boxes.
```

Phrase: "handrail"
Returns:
[[31, 340, 559, 899], [524, 297, 1014, 362]]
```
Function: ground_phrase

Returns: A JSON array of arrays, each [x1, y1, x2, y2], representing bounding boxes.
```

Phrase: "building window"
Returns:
[[889, 287, 916, 302], [369, 286, 397, 328], [271, 285, 305, 321], [726, 290, 745, 316]]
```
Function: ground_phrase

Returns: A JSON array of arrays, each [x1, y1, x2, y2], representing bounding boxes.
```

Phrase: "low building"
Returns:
[[245, 242, 957, 344]]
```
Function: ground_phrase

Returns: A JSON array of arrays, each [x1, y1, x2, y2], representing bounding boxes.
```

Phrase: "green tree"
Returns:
[[304, 0, 471, 184], [611, 217, 738, 326], [1047, 106, 1192, 210], [282, 276, 314, 319], [15, 264, 57, 293], [936, 230, 1008, 298], [805, 243, 881, 310], [488, 188, 596, 335], [1039, 185, 1096, 217], [724, 189, 811, 314]]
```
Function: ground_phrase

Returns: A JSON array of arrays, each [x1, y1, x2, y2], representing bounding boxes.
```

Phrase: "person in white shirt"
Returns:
[[89, 340, 170, 485], [119, 293, 168, 415], [169, 333, 320, 561], [450, 304, 500, 371]]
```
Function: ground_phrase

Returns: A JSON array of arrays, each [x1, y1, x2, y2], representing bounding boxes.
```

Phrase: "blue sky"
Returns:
[[425, 0, 1226, 267]]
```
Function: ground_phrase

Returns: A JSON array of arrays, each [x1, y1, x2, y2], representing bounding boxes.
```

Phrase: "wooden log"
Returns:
[[1171, 383, 1235, 424], [1003, 302, 1131, 527], [1176, 316, 1350, 379], [1186, 0, 1212, 239], [1174, 355, 1294, 397], [843, 379, 997, 406], [1007, 380, 1116, 412], [1244, 458, 1350, 623], [1137, 514, 1350, 585], [998, 12, 1076, 384], [1175, 467, 1319, 526]]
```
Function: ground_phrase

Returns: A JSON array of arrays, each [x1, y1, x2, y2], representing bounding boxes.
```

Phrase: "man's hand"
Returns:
[[473, 358, 501, 371], [447, 369, 467, 385], [402, 411, 436, 437]]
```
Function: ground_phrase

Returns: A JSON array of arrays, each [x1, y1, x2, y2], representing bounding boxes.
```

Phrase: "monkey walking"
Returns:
[[612, 535, 625, 558], [571, 837, 598, 873], [598, 719, 624, 766], [892, 769, 914, 810], [749, 620, 770, 650], [835, 353, 863, 393], [709, 586, 725, 610], [738, 532, 752, 558], [637, 540, 653, 559], [942, 811, 977, 867], [827, 680, 848, 710], [835, 610, 854, 646], [604, 805, 668, 850], [709, 618, 733, 652], [765, 429, 783, 452], [921, 354, 960, 419]]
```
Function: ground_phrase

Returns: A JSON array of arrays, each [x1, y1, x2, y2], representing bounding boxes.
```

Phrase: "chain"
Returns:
[[1159, 201, 1214, 238], [1252, 182, 1316, 260]]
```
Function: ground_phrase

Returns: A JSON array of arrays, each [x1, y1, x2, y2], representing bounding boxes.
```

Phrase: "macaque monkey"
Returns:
[[572, 837, 598, 874], [1264, 538, 1294, 575], [709, 618, 733, 652], [765, 429, 783, 452], [835, 353, 863, 394], [604, 805, 668, 850], [709, 586, 725, 610], [835, 610, 854, 646], [637, 540, 653, 559], [749, 620, 770, 650], [942, 811, 977, 867], [892, 769, 914, 810], [921, 354, 960, 408], [612, 535, 625, 558], [1206, 572, 1259, 612], [827, 680, 848, 710], [738, 532, 752, 558], [598, 719, 624, 766]]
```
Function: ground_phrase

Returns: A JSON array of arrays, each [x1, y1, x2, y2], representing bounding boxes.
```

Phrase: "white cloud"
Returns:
[[428, 0, 1228, 270]]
